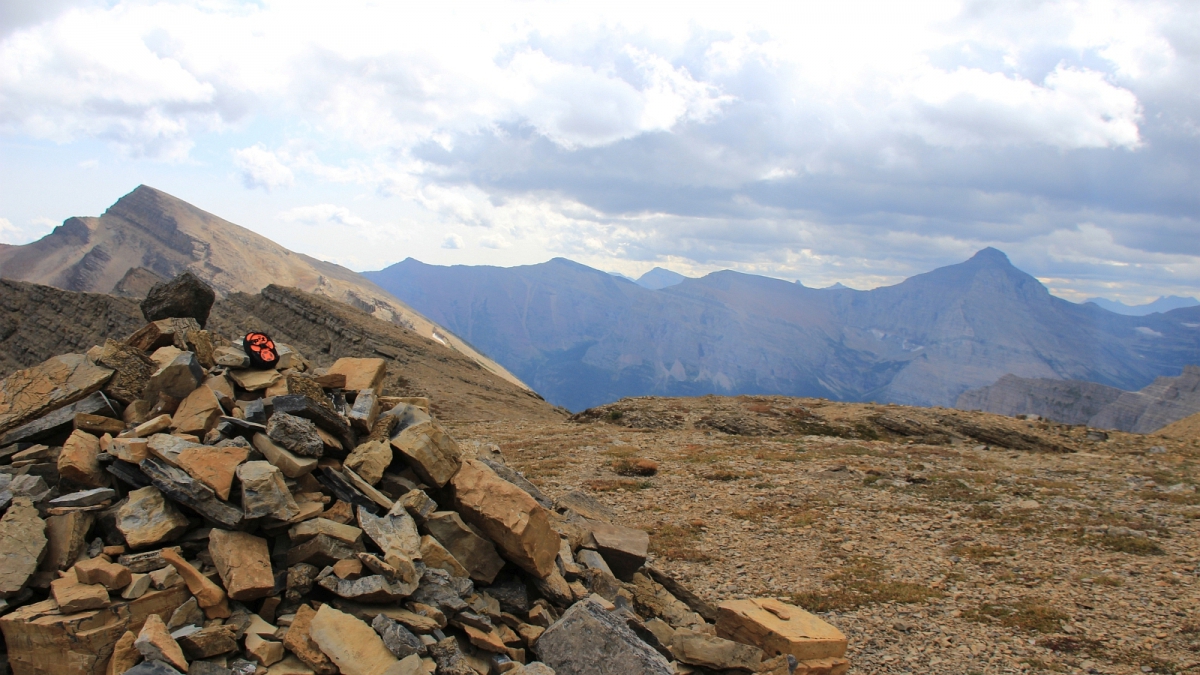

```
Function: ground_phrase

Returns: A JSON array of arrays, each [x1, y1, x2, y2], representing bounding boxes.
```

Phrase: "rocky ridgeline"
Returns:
[[0, 274, 850, 675]]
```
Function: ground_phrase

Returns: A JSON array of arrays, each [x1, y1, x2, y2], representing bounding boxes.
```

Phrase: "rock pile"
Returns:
[[0, 275, 850, 675]]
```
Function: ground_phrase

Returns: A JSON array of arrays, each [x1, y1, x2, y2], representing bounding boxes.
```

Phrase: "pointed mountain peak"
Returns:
[[966, 247, 1013, 266]]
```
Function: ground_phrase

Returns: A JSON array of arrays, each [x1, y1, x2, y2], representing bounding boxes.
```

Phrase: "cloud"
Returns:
[[441, 233, 463, 249], [279, 204, 371, 229], [234, 145, 294, 191]]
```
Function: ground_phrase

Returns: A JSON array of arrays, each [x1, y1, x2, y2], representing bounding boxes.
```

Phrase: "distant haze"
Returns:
[[1085, 296, 1200, 316]]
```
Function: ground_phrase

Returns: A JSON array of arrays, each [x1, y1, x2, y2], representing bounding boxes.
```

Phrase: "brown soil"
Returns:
[[451, 395, 1200, 675]]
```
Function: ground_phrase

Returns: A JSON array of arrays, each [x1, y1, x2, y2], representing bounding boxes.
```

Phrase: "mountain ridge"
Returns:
[[365, 248, 1200, 411]]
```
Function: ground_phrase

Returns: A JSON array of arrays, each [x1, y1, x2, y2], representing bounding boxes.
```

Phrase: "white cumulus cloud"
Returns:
[[234, 145, 294, 191]]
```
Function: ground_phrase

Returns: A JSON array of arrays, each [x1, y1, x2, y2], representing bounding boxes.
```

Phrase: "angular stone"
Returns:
[[122, 573, 152, 599], [267, 412, 324, 458], [141, 272, 215, 327], [345, 467, 395, 510], [308, 604, 409, 675], [643, 567, 717, 623], [327, 358, 387, 396], [372, 614, 426, 659], [346, 440, 391, 486], [272, 396, 356, 454], [628, 573, 704, 630], [214, 346, 250, 368], [124, 661, 185, 675], [536, 600, 672, 675], [314, 467, 379, 514], [119, 547, 179, 574], [419, 535, 469, 579], [0, 498, 47, 598], [231, 368, 283, 392], [59, 429, 107, 488], [246, 631, 286, 666], [283, 604, 338, 675], [75, 557, 133, 590], [177, 623, 238, 659], [175, 443, 248, 501], [0, 354, 113, 436], [428, 637, 475, 675], [357, 505, 421, 563], [148, 565, 182, 590], [238, 461, 301, 521], [118, 486, 190, 549], [0, 585, 189, 675], [554, 492, 616, 524], [452, 459, 558, 579], [349, 391, 381, 435], [397, 490, 437, 522], [390, 423, 460, 489], [125, 414, 175, 439], [715, 599, 848, 662], [318, 573, 418, 603], [109, 630, 141, 675], [286, 534, 361, 568], [126, 317, 201, 353], [424, 511, 504, 585], [290, 518, 363, 546], [159, 547, 229, 618], [0, 391, 115, 447], [172, 385, 224, 437], [168, 597, 204, 630], [98, 339, 156, 404], [144, 351, 204, 401], [208, 529, 274, 601], [51, 575, 110, 612], [75, 412, 126, 436], [253, 432, 317, 478], [531, 569, 573, 608], [589, 522, 649, 581], [134, 613, 189, 671], [671, 628, 763, 671], [186, 329, 217, 369], [140, 457, 243, 529], [479, 460, 552, 510]]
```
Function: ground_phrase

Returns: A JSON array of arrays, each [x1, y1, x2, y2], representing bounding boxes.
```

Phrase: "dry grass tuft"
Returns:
[[964, 598, 1069, 633]]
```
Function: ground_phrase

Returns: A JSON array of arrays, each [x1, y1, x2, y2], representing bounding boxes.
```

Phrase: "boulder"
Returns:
[[0, 498, 46, 598], [391, 422, 461, 488], [371, 614, 425, 659], [125, 317, 201, 353], [326, 358, 387, 396], [175, 443, 249, 501], [135, 613, 189, 672], [715, 599, 848, 662], [159, 548, 229, 618], [74, 557, 133, 590], [419, 535, 469, 579], [348, 391, 381, 434], [451, 459, 558, 579], [538, 600, 674, 675], [230, 368, 282, 392], [50, 487, 116, 508], [177, 624, 238, 660], [117, 487, 190, 549], [290, 518, 363, 546], [253, 432, 317, 478], [427, 637, 475, 675], [98, 339, 156, 403], [238, 461, 301, 521], [0, 391, 114, 447], [345, 440, 391, 486], [208, 530, 274, 601], [171, 385, 224, 437], [140, 457, 243, 529], [144, 351, 204, 401], [424, 511, 505, 585], [397, 489, 437, 522], [109, 630, 141, 675], [39, 511, 95, 576], [282, 604, 338, 675], [50, 575, 110, 612], [59, 429, 107, 488], [589, 522, 649, 581], [357, 506, 421, 564], [74, 412, 126, 435], [267, 412, 324, 458], [0, 354, 113, 436], [140, 272, 215, 328], [670, 628, 764, 671], [308, 604, 410, 675], [272, 395, 356, 453]]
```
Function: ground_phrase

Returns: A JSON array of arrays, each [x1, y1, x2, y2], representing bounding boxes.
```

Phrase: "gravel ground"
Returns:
[[450, 396, 1200, 675]]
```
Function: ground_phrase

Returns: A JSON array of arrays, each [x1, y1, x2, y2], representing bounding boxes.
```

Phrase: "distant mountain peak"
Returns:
[[967, 247, 1012, 265], [636, 267, 688, 290]]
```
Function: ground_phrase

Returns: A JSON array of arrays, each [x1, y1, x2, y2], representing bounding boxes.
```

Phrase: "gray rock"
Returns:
[[237, 461, 300, 521], [482, 578, 529, 615], [188, 662, 234, 675], [670, 628, 764, 671], [318, 573, 418, 603], [9, 475, 50, 503], [168, 597, 205, 630], [357, 506, 421, 560], [141, 271, 216, 328], [140, 457, 242, 529], [410, 569, 469, 616], [428, 637, 475, 675], [0, 391, 115, 447], [285, 563, 320, 602], [266, 412, 324, 458], [577, 549, 615, 577], [554, 491, 616, 523], [49, 487, 117, 508], [272, 395, 356, 453], [424, 511, 505, 585], [144, 352, 204, 401], [123, 661, 184, 675], [372, 613, 426, 658], [536, 600, 673, 675]]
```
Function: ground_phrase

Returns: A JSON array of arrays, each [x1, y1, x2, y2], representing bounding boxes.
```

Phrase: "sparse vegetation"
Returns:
[[964, 598, 1069, 633]]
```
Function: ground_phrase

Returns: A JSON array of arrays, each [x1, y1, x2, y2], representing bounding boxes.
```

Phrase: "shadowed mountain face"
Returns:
[[366, 249, 1200, 411], [0, 185, 527, 390]]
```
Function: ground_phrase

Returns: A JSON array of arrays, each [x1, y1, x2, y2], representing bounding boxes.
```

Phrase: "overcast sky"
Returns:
[[2, 0, 1199, 303]]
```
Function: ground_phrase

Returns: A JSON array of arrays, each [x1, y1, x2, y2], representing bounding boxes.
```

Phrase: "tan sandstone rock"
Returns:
[[176, 443, 249, 500], [283, 604, 338, 675], [117, 486, 190, 549], [391, 422, 461, 488], [715, 599, 847, 662], [0, 354, 112, 436], [171, 383, 224, 436], [451, 459, 558, 579], [0, 498, 48, 598], [135, 613, 188, 671], [308, 604, 408, 675], [58, 429, 107, 488], [326, 358, 387, 396], [208, 529, 274, 601]]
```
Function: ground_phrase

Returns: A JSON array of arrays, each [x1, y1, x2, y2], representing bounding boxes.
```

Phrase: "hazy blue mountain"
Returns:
[[365, 249, 1200, 411], [636, 267, 688, 290], [1085, 295, 1199, 316]]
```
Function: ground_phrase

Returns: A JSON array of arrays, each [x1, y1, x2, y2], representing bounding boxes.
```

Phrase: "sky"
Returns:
[[2, 0, 1199, 304]]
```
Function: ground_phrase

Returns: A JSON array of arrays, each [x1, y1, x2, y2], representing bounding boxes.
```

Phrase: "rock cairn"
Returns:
[[0, 275, 850, 675]]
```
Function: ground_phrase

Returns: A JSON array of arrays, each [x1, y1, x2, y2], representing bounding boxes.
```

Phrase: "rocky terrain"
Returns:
[[0, 186, 524, 391], [0, 278, 555, 425], [958, 368, 1200, 434], [366, 250, 1200, 412], [443, 396, 1200, 675]]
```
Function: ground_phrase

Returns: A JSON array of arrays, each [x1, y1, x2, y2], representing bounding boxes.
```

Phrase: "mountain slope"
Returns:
[[0, 185, 526, 390], [0, 278, 557, 423], [636, 267, 688, 290], [367, 249, 1200, 411], [1086, 295, 1200, 316]]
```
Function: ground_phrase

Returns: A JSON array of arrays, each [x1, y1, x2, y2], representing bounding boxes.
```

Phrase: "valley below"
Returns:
[[451, 396, 1200, 675]]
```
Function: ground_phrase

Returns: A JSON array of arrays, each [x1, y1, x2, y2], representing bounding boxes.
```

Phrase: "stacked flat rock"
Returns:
[[0, 273, 851, 675]]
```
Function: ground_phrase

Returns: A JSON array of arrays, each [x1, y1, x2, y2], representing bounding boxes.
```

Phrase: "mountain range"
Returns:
[[0, 185, 525, 390], [365, 250, 1200, 411], [1085, 295, 1200, 316]]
